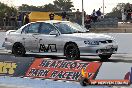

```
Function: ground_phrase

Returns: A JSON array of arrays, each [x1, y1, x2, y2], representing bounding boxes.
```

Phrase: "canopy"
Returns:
[[29, 12, 62, 22]]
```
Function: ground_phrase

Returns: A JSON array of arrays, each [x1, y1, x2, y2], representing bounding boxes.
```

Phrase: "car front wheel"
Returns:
[[64, 43, 80, 60], [12, 43, 26, 57]]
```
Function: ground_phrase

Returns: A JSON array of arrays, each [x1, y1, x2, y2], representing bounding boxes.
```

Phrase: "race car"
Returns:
[[4, 20, 118, 60]]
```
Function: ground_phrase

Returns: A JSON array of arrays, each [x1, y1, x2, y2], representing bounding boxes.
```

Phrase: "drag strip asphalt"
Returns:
[[0, 50, 131, 63]]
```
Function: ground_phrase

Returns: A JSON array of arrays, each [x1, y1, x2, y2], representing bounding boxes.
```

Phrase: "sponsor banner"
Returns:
[[25, 58, 102, 81], [0, 55, 34, 77]]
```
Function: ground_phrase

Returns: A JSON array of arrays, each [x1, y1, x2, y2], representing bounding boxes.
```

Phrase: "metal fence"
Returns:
[[0, 19, 18, 30], [91, 18, 118, 28]]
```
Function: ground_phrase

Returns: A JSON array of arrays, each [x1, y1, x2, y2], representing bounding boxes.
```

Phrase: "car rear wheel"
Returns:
[[99, 54, 112, 61], [12, 43, 26, 57], [64, 43, 80, 60]]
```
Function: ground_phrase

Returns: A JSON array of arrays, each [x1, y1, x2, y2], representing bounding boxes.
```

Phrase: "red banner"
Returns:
[[25, 58, 102, 81]]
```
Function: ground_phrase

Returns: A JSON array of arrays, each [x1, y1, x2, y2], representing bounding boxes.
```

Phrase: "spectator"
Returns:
[[96, 8, 102, 20], [84, 15, 91, 29], [121, 8, 127, 24], [75, 9, 81, 25], [17, 12, 23, 28], [49, 13, 55, 20], [91, 9, 97, 22], [61, 11, 67, 21], [4, 13, 9, 26], [10, 12, 16, 26], [127, 7, 132, 21], [24, 14, 30, 25]]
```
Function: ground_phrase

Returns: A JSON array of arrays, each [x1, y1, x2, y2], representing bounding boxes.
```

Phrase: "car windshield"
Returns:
[[53, 22, 87, 34]]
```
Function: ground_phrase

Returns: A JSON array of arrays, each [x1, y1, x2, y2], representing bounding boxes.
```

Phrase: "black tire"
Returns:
[[12, 43, 26, 57], [99, 54, 111, 61], [80, 78, 89, 86], [64, 43, 80, 60]]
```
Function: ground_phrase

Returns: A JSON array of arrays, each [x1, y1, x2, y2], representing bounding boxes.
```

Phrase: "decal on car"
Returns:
[[39, 44, 57, 52]]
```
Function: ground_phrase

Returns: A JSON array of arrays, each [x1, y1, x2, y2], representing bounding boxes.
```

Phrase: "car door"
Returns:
[[21, 23, 40, 52], [37, 23, 62, 53]]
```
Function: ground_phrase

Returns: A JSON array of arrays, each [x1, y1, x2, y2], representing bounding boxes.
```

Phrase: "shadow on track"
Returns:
[[6, 54, 132, 63], [108, 58, 132, 63]]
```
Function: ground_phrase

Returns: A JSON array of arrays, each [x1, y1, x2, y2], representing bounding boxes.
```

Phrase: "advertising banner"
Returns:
[[26, 58, 102, 81], [0, 55, 34, 77]]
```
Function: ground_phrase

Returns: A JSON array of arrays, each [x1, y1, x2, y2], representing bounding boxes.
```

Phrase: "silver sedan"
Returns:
[[4, 20, 118, 60]]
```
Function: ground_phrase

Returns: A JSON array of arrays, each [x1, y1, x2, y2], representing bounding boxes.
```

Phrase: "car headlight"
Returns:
[[84, 40, 99, 45]]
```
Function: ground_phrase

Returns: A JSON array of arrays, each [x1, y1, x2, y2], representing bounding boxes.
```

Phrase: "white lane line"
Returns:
[[0, 84, 32, 88]]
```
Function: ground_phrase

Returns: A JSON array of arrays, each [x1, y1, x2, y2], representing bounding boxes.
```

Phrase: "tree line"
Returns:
[[0, 0, 74, 19], [0, 0, 132, 20], [106, 3, 132, 19]]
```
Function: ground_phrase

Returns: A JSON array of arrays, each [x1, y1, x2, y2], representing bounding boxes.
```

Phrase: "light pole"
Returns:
[[82, 0, 84, 27], [102, 0, 105, 18]]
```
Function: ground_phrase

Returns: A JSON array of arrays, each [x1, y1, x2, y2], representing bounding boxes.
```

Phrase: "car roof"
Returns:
[[36, 20, 70, 24]]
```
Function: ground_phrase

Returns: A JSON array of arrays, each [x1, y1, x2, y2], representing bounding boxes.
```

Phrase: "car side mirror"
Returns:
[[49, 30, 59, 36]]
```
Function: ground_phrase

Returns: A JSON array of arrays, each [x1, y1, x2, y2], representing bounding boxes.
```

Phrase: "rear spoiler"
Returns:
[[6, 30, 16, 35]]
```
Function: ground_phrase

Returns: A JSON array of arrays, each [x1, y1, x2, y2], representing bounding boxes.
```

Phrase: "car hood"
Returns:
[[62, 33, 113, 40]]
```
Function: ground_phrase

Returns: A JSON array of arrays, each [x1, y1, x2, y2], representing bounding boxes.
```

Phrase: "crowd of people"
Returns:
[[121, 7, 132, 24], [49, 8, 102, 30], [84, 8, 102, 29], [49, 11, 69, 21], [3, 8, 102, 30], [3, 12, 30, 28]]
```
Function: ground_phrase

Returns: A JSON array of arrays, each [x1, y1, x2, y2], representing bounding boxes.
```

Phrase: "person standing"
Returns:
[[121, 8, 127, 24], [84, 15, 91, 29], [75, 9, 81, 25], [24, 14, 30, 25], [91, 9, 97, 22], [17, 12, 22, 28], [61, 11, 67, 21], [96, 8, 102, 20], [49, 13, 55, 20], [4, 13, 9, 26], [10, 12, 16, 26]]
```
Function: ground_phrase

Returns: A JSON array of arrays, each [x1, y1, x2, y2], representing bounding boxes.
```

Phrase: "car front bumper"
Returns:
[[79, 44, 118, 56]]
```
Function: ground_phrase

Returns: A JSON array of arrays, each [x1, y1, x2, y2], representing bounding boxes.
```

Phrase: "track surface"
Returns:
[[1, 28, 132, 88]]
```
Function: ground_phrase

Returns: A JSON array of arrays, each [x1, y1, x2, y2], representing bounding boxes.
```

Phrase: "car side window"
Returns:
[[40, 23, 56, 34], [21, 25, 29, 33], [27, 23, 40, 33], [22, 23, 40, 34]]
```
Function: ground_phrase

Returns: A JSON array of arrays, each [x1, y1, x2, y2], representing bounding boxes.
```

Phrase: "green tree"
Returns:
[[0, 2, 17, 19], [106, 3, 131, 19], [43, 3, 56, 12], [18, 0, 74, 12], [18, 4, 32, 11], [53, 0, 74, 11]]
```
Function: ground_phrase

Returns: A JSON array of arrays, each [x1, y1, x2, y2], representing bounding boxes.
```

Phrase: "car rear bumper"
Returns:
[[4, 42, 13, 50]]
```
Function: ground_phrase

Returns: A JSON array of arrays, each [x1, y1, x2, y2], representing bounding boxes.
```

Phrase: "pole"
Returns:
[[103, 0, 104, 18], [82, 0, 84, 27]]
